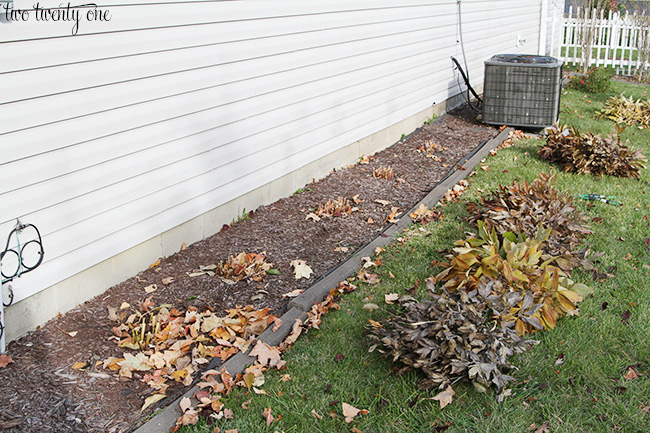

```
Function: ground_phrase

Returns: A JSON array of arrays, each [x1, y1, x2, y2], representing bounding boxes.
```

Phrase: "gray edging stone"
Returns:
[[133, 127, 513, 433]]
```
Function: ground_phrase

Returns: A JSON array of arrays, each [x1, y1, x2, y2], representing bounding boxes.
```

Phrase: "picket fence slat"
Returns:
[[555, 7, 649, 75]]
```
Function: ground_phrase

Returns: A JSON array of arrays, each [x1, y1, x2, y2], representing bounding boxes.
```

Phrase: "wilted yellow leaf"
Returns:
[[141, 393, 166, 412], [71, 361, 86, 370]]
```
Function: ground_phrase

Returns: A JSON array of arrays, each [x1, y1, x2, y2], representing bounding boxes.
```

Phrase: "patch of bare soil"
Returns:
[[0, 105, 497, 432]]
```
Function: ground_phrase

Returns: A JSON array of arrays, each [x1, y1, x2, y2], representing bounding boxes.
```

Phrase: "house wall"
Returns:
[[1, 0, 545, 341]]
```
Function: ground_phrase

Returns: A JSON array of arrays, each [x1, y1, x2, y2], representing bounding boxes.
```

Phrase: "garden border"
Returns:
[[133, 127, 515, 433]]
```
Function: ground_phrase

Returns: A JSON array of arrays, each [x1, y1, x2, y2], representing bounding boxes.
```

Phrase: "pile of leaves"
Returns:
[[443, 179, 469, 202], [436, 222, 593, 334], [101, 285, 347, 430], [307, 197, 357, 220], [416, 140, 446, 160], [596, 93, 650, 128], [373, 166, 394, 179], [368, 280, 534, 394], [171, 288, 345, 430], [467, 172, 592, 257], [368, 222, 592, 397], [103, 303, 279, 411], [539, 124, 647, 178], [192, 252, 273, 284]]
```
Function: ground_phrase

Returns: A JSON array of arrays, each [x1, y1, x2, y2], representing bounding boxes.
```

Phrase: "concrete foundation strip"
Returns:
[[133, 127, 514, 433]]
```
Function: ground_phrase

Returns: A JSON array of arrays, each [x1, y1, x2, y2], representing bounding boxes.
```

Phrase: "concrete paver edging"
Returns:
[[133, 127, 514, 433]]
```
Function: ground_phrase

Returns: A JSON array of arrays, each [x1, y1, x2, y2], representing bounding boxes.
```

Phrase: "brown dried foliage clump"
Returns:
[[539, 124, 647, 178], [214, 252, 273, 284], [372, 166, 394, 179], [316, 197, 353, 218], [467, 172, 592, 257], [368, 280, 534, 392], [596, 94, 650, 128], [409, 203, 442, 225]]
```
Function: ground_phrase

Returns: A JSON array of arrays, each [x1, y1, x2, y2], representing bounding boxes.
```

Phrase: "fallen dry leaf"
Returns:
[[282, 289, 303, 298], [71, 361, 87, 370], [284, 319, 303, 346], [141, 393, 166, 412], [362, 303, 379, 312], [290, 260, 313, 280], [162, 277, 174, 285], [67, 331, 78, 337], [149, 258, 162, 268], [144, 284, 157, 293], [432, 385, 455, 409], [384, 293, 399, 304], [534, 423, 551, 433], [375, 199, 391, 206], [367, 217, 374, 224], [306, 212, 321, 222], [0, 354, 14, 368], [342, 402, 363, 423], [262, 407, 274, 426], [241, 398, 252, 409], [119, 302, 130, 310], [624, 367, 640, 380], [334, 246, 349, 253], [280, 374, 292, 382], [385, 206, 400, 223], [249, 341, 284, 369]]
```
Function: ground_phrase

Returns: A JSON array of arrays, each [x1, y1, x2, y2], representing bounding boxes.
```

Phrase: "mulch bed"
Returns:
[[0, 105, 497, 432]]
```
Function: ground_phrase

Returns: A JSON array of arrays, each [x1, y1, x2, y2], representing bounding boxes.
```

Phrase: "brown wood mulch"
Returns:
[[0, 105, 497, 433]]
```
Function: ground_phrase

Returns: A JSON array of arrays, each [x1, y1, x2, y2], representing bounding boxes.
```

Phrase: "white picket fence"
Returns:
[[559, 6, 650, 76]]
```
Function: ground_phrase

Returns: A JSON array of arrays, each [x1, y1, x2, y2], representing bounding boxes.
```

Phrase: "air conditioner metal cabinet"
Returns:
[[482, 54, 563, 128]]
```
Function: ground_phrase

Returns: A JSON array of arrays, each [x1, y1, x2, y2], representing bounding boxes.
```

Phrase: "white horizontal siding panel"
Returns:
[[1, 14, 446, 133], [7, 72, 448, 303], [2, 6, 451, 73], [1, 28, 442, 175], [2, 44, 449, 230], [1, 13, 443, 104], [30, 61, 442, 250]]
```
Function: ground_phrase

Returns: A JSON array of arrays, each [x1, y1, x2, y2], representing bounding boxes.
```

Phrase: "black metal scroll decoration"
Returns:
[[0, 220, 45, 341]]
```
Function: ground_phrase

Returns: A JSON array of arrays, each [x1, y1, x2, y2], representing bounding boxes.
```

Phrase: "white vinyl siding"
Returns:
[[1, 0, 548, 305]]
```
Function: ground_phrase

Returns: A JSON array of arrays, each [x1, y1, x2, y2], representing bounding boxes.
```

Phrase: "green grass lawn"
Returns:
[[181, 80, 650, 433]]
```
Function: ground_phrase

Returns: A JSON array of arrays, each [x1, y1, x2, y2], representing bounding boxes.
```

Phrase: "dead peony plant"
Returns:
[[467, 172, 593, 258], [436, 222, 593, 334], [368, 223, 593, 398], [368, 279, 535, 393], [539, 124, 647, 179]]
